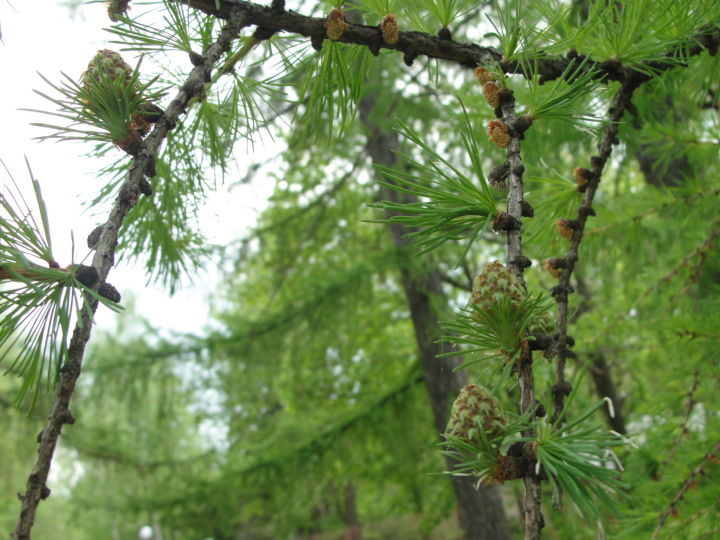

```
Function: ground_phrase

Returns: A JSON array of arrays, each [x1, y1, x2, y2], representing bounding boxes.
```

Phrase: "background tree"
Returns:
[[2, 0, 719, 539]]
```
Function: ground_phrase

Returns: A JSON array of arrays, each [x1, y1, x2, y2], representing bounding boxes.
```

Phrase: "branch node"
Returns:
[[74, 265, 99, 288], [98, 282, 122, 303], [573, 167, 593, 191], [143, 155, 156, 179], [58, 410, 75, 425], [139, 177, 153, 197], [512, 114, 533, 134], [311, 30, 324, 51], [488, 161, 510, 190], [368, 32, 382, 56], [188, 50, 205, 66], [555, 218, 579, 239], [492, 211, 521, 232], [87, 226, 103, 250], [437, 26, 452, 41], [529, 334, 554, 351], [403, 46, 418, 66], [252, 26, 276, 41], [553, 381, 573, 397], [550, 284, 573, 300], [520, 200, 534, 217], [499, 88, 515, 105], [512, 255, 532, 269], [598, 58, 624, 81]]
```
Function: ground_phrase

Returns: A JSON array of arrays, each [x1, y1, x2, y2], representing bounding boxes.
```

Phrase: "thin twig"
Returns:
[[497, 88, 542, 540], [10, 13, 248, 540], [650, 440, 720, 540], [676, 330, 720, 340], [585, 189, 720, 236], [440, 272, 472, 292], [585, 220, 720, 345], [550, 74, 644, 425], [659, 370, 701, 470]]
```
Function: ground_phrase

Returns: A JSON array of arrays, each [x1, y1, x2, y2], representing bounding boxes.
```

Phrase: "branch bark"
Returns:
[[496, 88, 543, 540], [10, 13, 248, 539], [183, 0, 720, 83], [550, 74, 644, 425]]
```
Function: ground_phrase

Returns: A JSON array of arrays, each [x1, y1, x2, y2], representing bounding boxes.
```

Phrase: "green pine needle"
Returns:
[[368, 107, 497, 257], [523, 55, 603, 123], [24, 60, 165, 148], [535, 413, 630, 521], [439, 293, 554, 370], [0, 160, 121, 410]]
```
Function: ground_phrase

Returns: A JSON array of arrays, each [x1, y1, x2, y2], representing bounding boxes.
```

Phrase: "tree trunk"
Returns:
[[359, 98, 511, 540]]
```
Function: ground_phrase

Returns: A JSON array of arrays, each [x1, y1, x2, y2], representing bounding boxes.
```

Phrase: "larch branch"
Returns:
[[10, 12, 248, 540]]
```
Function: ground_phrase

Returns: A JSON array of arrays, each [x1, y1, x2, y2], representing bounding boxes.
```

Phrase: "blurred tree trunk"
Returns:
[[359, 97, 511, 540], [337, 483, 362, 540]]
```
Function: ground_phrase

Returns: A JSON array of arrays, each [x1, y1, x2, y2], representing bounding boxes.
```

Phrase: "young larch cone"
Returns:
[[542, 258, 563, 278], [487, 120, 510, 148], [574, 167, 592, 192], [325, 8, 349, 41], [82, 49, 133, 91], [446, 384, 507, 442], [471, 261, 525, 317], [474, 66, 493, 85], [555, 219, 576, 240], [483, 81, 502, 108], [380, 14, 399, 44]]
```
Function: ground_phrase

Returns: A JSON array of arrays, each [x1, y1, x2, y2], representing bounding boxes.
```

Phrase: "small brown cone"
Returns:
[[555, 219, 576, 240], [487, 120, 510, 148], [483, 81, 502, 108], [573, 167, 592, 192], [380, 14, 399, 44], [325, 8, 349, 41], [474, 66, 493, 85], [542, 258, 563, 278]]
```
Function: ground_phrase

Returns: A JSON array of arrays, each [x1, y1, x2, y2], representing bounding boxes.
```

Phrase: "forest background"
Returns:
[[1, 0, 719, 539]]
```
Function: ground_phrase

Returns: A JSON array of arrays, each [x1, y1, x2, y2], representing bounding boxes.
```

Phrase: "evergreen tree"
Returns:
[[2, 1, 719, 539]]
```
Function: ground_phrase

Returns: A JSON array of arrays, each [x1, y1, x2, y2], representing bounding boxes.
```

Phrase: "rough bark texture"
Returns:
[[497, 92, 542, 540], [359, 98, 511, 540], [550, 74, 644, 425], [184, 0, 720, 85]]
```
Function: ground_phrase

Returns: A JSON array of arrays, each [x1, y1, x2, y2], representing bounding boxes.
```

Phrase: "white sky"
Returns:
[[0, 0, 277, 336]]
